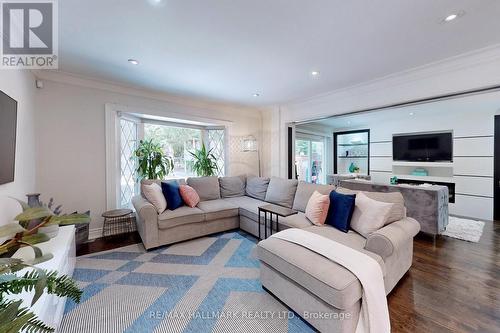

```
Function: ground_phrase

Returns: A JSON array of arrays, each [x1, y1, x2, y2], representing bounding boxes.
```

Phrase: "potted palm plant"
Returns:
[[189, 143, 219, 177], [134, 139, 174, 179]]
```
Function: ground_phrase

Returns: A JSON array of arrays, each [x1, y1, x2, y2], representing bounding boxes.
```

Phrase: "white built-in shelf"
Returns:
[[337, 143, 368, 147], [392, 174, 455, 183], [338, 156, 368, 159], [392, 161, 454, 167]]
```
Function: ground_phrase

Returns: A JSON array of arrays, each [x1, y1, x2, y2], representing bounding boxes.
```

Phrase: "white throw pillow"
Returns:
[[305, 191, 330, 225], [350, 192, 394, 237], [142, 182, 167, 213]]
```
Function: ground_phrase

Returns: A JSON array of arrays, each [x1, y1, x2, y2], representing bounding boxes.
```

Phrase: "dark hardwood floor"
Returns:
[[77, 222, 500, 333]]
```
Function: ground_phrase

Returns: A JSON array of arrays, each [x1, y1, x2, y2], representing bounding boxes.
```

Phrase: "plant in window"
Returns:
[[189, 143, 219, 177], [134, 139, 174, 179]]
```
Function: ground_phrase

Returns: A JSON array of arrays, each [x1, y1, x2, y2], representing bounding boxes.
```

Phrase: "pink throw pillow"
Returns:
[[305, 191, 330, 225], [179, 185, 200, 208]]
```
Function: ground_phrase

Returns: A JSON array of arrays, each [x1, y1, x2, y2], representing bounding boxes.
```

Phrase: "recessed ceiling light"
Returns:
[[253, 93, 260, 97], [347, 121, 351, 125], [128, 59, 139, 65], [441, 11, 465, 23], [311, 71, 320, 76], [409, 112, 415, 116]]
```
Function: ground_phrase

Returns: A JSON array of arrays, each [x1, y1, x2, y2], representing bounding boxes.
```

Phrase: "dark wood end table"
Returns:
[[258, 204, 298, 240]]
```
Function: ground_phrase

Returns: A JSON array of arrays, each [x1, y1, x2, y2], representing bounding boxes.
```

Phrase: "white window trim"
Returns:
[[105, 103, 233, 210]]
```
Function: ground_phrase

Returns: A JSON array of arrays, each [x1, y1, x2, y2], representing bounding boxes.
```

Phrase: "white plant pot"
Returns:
[[38, 225, 59, 239]]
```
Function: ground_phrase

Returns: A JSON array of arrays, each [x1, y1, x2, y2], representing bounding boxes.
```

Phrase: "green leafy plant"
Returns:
[[189, 143, 219, 177], [0, 200, 88, 332], [134, 139, 174, 179]]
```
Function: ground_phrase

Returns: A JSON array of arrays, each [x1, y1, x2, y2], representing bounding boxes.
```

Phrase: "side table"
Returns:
[[258, 204, 298, 240], [102, 209, 136, 237]]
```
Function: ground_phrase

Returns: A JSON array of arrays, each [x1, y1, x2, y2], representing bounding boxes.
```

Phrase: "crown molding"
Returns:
[[32, 69, 262, 118], [284, 44, 500, 120]]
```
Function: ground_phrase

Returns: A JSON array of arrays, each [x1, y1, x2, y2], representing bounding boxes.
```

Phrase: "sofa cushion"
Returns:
[[224, 196, 266, 221], [305, 191, 330, 225], [161, 181, 184, 210], [363, 191, 406, 224], [158, 206, 205, 229], [292, 181, 335, 212], [246, 176, 270, 200], [279, 212, 313, 230], [179, 185, 200, 208], [187, 176, 221, 201], [219, 176, 246, 198], [350, 192, 395, 237], [141, 182, 167, 213], [141, 178, 186, 196], [256, 225, 385, 310], [336, 187, 406, 224], [265, 177, 298, 208], [325, 191, 356, 233], [197, 199, 239, 221]]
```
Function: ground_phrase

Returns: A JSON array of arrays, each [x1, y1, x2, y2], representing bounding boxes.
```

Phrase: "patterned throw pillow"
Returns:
[[179, 184, 200, 208], [305, 191, 330, 225], [141, 182, 167, 213]]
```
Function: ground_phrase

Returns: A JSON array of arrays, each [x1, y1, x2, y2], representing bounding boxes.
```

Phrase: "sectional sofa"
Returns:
[[132, 175, 420, 332]]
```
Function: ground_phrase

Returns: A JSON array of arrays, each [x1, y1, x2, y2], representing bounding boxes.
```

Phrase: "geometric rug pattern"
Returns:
[[60, 231, 315, 333]]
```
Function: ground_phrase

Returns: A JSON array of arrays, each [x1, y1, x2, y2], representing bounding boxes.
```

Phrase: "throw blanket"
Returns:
[[270, 228, 390, 333]]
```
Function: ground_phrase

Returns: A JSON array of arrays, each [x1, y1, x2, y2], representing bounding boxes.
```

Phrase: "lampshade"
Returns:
[[242, 135, 258, 152]]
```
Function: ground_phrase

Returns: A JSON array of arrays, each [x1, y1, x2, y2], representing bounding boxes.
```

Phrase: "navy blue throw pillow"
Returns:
[[161, 181, 183, 210], [325, 191, 356, 233]]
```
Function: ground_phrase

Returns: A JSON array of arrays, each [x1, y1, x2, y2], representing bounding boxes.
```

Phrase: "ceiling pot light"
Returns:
[[441, 11, 465, 23], [409, 112, 415, 116], [253, 93, 260, 97], [128, 59, 139, 65], [311, 71, 320, 76]]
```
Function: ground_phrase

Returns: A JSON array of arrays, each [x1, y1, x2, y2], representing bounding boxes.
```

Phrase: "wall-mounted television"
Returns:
[[393, 132, 452, 162], [0, 91, 17, 185]]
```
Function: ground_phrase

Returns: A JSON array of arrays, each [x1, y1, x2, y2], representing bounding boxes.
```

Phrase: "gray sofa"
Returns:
[[132, 175, 420, 333]]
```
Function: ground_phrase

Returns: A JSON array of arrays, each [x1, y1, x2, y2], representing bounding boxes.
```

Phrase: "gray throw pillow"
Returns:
[[246, 176, 270, 200], [265, 177, 298, 208], [219, 175, 246, 198], [186, 176, 220, 201]]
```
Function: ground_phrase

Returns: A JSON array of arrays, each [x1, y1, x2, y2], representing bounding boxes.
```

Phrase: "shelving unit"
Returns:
[[334, 129, 370, 174]]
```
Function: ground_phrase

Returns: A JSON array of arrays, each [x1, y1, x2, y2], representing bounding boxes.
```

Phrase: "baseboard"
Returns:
[[88, 228, 103, 240]]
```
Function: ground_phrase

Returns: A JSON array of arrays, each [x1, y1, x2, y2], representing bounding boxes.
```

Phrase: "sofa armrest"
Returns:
[[132, 195, 159, 249], [364, 217, 421, 260]]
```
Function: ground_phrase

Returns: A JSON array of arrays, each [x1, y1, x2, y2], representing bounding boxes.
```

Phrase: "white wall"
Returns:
[[34, 73, 262, 234], [0, 71, 37, 226], [320, 92, 500, 220]]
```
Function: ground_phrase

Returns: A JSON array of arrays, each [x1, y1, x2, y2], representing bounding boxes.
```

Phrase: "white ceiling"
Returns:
[[59, 0, 500, 106]]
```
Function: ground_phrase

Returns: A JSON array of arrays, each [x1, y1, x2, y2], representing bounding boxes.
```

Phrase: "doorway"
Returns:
[[295, 134, 326, 184]]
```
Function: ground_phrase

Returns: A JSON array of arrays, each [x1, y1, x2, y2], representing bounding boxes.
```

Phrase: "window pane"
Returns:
[[144, 124, 202, 178], [207, 129, 225, 176], [311, 141, 324, 184], [119, 118, 138, 208]]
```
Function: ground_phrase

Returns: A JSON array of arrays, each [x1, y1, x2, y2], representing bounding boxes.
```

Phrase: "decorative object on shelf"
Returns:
[[390, 176, 398, 185], [102, 208, 136, 237], [189, 143, 219, 177], [134, 139, 174, 180], [411, 168, 429, 176], [349, 162, 360, 173]]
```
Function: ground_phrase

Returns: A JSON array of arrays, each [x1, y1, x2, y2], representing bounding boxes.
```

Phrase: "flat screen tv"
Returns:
[[0, 91, 17, 185], [393, 132, 452, 162]]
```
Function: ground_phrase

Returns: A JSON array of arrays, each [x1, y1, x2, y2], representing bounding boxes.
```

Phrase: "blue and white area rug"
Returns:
[[60, 231, 315, 333]]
